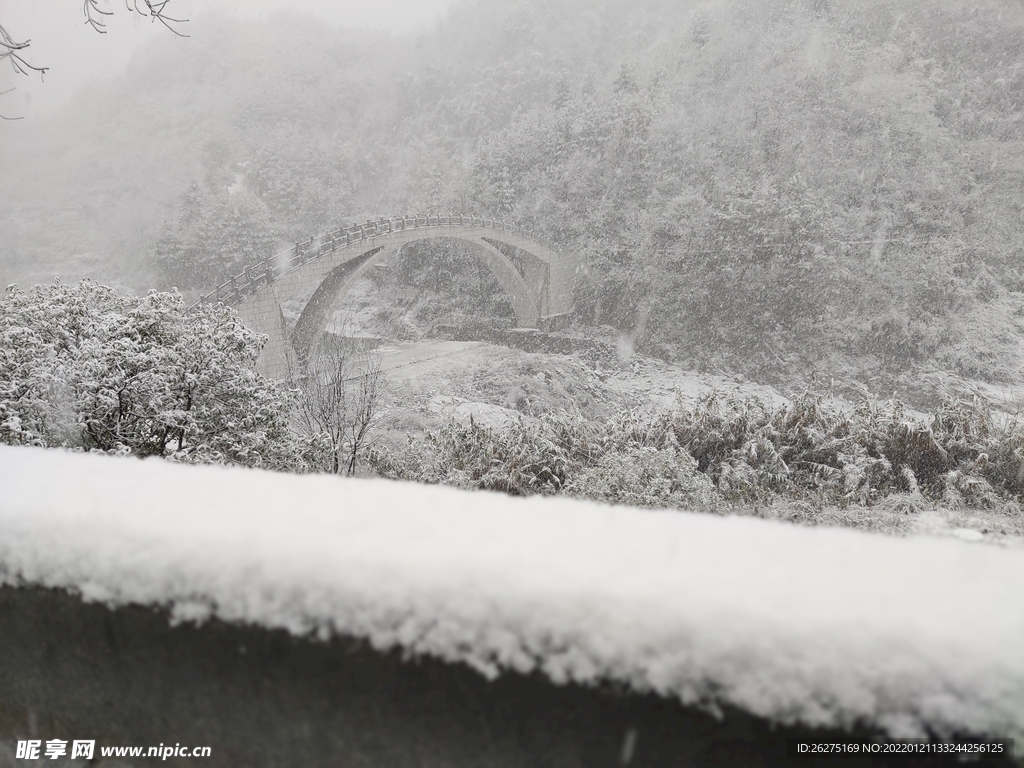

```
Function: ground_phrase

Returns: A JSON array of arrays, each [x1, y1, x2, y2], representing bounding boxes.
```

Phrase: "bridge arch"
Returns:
[[198, 215, 578, 380]]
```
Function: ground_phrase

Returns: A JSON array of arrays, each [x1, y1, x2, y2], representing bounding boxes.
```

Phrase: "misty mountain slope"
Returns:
[[1, 12, 402, 291], [456, 0, 1024, 370], [3, 0, 1023, 392]]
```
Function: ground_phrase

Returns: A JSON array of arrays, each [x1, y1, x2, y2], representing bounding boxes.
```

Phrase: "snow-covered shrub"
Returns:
[[660, 393, 1018, 509], [373, 386, 1023, 514], [940, 470, 1004, 510], [983, 420, 1024, 499], [0, 280, 304, 469], [599, 408, 677, 452], [565, 446, 719, 511], [768, 395, 851, 493], [665, 393, 791, 501], [372, 410, 718, 510], [371, 411, 598, 496]]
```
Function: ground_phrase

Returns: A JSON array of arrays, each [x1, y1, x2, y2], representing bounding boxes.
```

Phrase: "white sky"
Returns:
[[0, 0, 457, 118]]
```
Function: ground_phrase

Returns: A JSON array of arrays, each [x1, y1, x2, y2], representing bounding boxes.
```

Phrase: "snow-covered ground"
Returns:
[[1, 445, 1022, 743], [373, 338, 791, 432]]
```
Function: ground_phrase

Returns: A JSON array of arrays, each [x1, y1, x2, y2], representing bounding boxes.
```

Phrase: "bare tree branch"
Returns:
[[0, 84, 20, 117], [1, 1, 188, 120], [83, 0, 188, 37], [0, 24, 45, 119], [0, 23, 49, 79], [82, 0, 114, 33], [290, 339, 386, 476]]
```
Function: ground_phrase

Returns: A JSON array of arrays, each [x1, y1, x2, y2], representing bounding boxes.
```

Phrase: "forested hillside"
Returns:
[[3, 0, 1023, 389]]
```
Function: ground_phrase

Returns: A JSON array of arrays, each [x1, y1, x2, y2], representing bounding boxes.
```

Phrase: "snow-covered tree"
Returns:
[[0, 280, 302, 469], [290, 341, 385, 476], [154, 181, 278, 291]]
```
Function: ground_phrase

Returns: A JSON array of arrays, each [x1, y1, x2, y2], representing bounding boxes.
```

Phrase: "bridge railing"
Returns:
[[196, 214, 557, 308]]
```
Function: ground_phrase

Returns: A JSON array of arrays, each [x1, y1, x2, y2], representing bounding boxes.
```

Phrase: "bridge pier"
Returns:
[[237, 286, 294, 381]]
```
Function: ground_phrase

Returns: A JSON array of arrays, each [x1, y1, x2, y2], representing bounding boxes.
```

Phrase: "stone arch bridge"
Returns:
[[197, 214, 579, 380]]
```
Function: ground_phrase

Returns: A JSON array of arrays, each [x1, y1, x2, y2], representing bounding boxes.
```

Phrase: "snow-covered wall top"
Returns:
[[1, 445, 1022, 742]]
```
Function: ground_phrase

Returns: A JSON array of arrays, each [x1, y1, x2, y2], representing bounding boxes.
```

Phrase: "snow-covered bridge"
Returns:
[[197, 215, 580, 380]]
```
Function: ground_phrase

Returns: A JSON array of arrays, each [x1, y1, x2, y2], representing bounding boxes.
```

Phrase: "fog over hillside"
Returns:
[[4, 0, 1024, 394], [0, 0, 455, 115]]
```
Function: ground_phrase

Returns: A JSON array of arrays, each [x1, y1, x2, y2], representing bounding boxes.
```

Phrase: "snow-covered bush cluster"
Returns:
[[373, 392, 1024, 514], [0, 281, 307, 469], [671, 393, 1024, 509], [371, 410, 719, 511], [372, 412, 598, 495]]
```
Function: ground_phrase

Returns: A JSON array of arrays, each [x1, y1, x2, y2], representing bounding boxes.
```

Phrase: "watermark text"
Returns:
[[17, 740, 211, 760]]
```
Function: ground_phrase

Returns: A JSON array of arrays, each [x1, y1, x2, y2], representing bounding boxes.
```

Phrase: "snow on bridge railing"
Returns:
[[195, 214, 557, 308]]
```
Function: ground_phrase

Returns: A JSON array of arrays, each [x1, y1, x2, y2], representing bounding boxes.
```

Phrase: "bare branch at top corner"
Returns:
[[83, 0, 114, 33], [0, 23, 49, 80], [0, 84, 25, 118], [82, 0, 189, 37], [131, 0, 190, 37]]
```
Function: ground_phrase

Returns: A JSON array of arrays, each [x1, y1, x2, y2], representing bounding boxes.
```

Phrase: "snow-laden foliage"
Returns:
[[371, 412, 601, 496], [0, 280, 302, 469], [566, 447, 720, 511], [669, 393, 1021, 508], [373, 392, 1024, 514], [370, 409, 718, 510], [153, 180, 279, 290]]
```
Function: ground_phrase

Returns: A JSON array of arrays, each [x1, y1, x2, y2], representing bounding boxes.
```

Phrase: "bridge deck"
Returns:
[[196, 214, 564, 309]]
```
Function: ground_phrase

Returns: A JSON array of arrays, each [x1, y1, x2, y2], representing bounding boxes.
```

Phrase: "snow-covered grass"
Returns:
[[1, 444, 1023, 743]]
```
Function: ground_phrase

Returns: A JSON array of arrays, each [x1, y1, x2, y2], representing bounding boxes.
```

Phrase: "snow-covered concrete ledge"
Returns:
[[1, 445, 1022, 744]]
